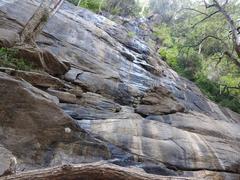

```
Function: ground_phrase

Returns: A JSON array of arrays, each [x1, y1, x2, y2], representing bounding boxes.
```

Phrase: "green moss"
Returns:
[[0, 48, 33, 71], [41, 12, 49, 23], [127, 31, 136, 38], [195, 74, 240, 113]]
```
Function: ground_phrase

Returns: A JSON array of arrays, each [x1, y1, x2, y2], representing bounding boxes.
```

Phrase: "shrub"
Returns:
[[195, 74, 240, 113], [153, 24, 240, 113], [127, 31, 136, 38], [67, 0, 141, 16], [67, 0, 104, 13], [0, 48, 33, 71]]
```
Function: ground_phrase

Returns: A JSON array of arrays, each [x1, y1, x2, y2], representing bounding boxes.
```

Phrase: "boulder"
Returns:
[[0, 28, 19, 48], [14, 71, 65, 88], [136, 86, 185, 116], [47, 89, 77, 104], [146, 111, 240, 140], [72, 71, 139, 105], [0, 68, 65, 88], [78, 115, 240, 174], [61, 93, 124, 121], [0, 72, 110, 171], [0, 146, 15, 176], [67, 86, 83, 98], [78, 92, 122, 112], [17, 48, 69, 76]]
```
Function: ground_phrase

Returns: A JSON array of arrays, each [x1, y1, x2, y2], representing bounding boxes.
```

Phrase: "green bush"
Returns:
[[79, 0, 103, 13], [195, 74, 240, 113], [153, 24, 240, 113], [127, 31, 136, 38], [67, 0, 105, 13], [67, 0, 140, 16], [67, 0, 79, 6], [218, 97, 240, 113], [0, 48, 33, 71], [159, 47, 179, 68], [153, 25, 173, 47]]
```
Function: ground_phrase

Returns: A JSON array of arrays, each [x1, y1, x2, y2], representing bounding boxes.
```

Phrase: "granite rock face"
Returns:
[[136, 86, 185, 116], [0, 72, 110, 171], [0, 28, 19, 48], [0, 0, 240, 179]]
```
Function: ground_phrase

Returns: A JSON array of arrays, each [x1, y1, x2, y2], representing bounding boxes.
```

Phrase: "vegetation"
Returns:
[[67, 0, 141, 16], [48, 0, 240, 112], [151, 0, 240, 113], [66, 0, 240, 112], [0, 48, 33, 71], [127, 31, 136, 38], [67, 0, 104, 13]]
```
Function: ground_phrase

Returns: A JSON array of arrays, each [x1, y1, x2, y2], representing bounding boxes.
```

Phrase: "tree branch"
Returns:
[[220, 84, 240, 90], [222, 0, 229, 7], [2, 162, 190, 180], [20, 0, 63, 45], [224, 51, 240, 68], [203, 0, 216, 8], [192, 10, 219, 28], [185, 35, 228, 48], [181, 8, 208, 16]]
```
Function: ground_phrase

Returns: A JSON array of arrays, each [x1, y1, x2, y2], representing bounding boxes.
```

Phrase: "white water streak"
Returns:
[[0, 0, 18, 7]]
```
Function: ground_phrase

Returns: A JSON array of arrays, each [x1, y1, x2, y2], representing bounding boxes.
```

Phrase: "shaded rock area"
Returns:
[[0, 29, 19, 48], [0, 0, 240, 179], [136, 86, 185, 116], [0, 146, 14, 176], [17, 48, 70, 76], [0, 72, 110, 170], [0, 67, 65, 89]]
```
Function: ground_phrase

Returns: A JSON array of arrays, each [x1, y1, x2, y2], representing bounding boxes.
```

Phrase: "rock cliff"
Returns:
[[0, 0, 239, 179]]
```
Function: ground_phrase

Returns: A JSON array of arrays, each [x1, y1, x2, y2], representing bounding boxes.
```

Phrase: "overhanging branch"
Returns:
[[224, 51, 240, 68], [181, 8, 208, 16], [192, 10, 219, 28]]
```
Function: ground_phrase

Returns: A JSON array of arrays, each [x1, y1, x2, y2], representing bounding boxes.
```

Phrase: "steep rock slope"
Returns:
[[0, 72, 110, 172], [0, 0, 240, 179]]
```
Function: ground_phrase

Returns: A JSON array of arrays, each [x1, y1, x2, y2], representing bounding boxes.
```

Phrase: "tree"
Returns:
[[189, 0, 240, 68], [148, 0, 192, 24], [150, 0, 240, 112], [20, 0, 64, 45], [67, 0, 140, 16], [18, 0, 66, 74]]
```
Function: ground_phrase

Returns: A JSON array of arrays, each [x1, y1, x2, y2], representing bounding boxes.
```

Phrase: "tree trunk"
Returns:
[[1, 162, 191, 180], [20, 0, 64, 45], [213, 0, 240, 59], [224, 51, 240, 68], [77, 0, 82, 7], [18, 0, 65, 73], [20, 0, 51, 44]]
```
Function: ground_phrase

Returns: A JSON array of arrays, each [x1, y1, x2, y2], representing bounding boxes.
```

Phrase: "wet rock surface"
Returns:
[[0, 0, 240, 179]]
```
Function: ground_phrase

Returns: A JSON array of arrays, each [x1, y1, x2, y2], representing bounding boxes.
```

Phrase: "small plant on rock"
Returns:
[[127, 31, 136, 38], [0, 48, 33, 71]]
